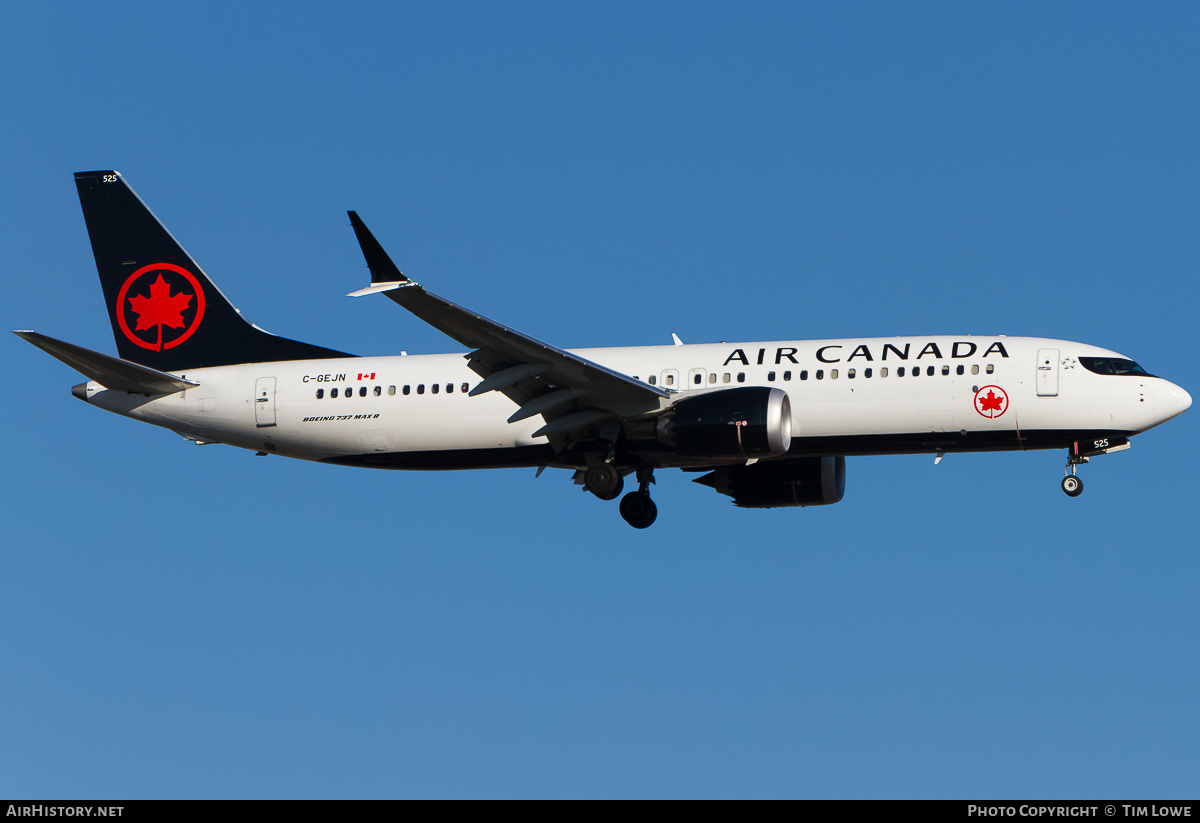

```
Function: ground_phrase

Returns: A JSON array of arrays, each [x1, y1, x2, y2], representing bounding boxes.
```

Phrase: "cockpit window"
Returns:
[[1079, 357, 1152, 377]]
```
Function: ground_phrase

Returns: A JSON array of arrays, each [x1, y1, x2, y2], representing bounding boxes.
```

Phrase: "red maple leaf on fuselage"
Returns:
[[979, 390, 1004, 412], [127, 273, 193, 349]]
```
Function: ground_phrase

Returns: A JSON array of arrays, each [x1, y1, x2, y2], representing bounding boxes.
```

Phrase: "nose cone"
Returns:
[[1155, 380, 1192, 425]]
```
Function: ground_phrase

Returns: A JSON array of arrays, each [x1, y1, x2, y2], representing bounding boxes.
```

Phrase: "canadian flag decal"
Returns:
[[358, 373, 376, 380]]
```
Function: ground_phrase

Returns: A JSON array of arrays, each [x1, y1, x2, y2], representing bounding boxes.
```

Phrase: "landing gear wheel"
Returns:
[[619, 491, 658, 529], [585, 464, 623, 500], [1061, 475, 1083, 497]]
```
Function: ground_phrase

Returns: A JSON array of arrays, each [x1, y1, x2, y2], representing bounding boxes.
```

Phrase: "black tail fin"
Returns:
[[74, 170, 353, 371]]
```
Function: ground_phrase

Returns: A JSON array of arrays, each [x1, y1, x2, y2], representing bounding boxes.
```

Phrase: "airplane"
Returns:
[[15, 170, 1192, 529]]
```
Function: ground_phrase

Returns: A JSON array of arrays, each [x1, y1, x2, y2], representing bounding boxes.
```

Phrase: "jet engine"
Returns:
[[656, 386, 792, 459], [693, 456, 846, 508]]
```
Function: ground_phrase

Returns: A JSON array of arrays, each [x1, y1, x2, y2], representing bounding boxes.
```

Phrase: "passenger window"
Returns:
[[447, 383, 453, 394], [432, 383, 440, 394], [649, 375, 656, 386], [800, 370, 808, 381], [737, 373, 746, 383], [898, 367, 905, 377], [880, 367, 888, 378], [831, 369, 838, 379], [389, 386, 396, 396], [865, 368, 872, 378], [941, 365, 949, 376], [986, 364, 995, 374], [971, 365, 979, 375], [462, 383, 469, 393], [403, 385, 410, 396], [926, 366, 935, 376], [417, 384, 425, 395], [847, 369, 856, 379], [665, 374, 675, 386], [345, 386, 352, 398], [709, 373, 717, 384], [316, 388, 324, 399], [956, 365, 964, 376], [360, 386, 368, 397], [768, 371, 776, 381], [694, 373, 702, 385], [816, 370, 824, 380], [331, 388, 338, 398], [374, 386, 382, 396], [784, 371, 792, 381], [723, 373, 731, 383]]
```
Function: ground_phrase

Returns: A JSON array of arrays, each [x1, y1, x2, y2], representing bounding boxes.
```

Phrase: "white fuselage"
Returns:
[[77, 335, 1190, 470]]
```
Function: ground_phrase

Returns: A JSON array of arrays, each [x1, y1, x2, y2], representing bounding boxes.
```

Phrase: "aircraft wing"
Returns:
[[346, 212, 669, 443]]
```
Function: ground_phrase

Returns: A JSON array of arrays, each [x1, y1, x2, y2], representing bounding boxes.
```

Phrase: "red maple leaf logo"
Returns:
[[127, 274, 193, 350], [979, 390, 1004, 412]]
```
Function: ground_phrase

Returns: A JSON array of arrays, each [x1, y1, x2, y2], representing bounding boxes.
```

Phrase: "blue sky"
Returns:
[[3, 2, 1198, 798]]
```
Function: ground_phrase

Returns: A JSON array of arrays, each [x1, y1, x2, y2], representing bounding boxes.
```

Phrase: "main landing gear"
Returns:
[[583, 464, 623, 500], [618, 468, 658, 529], [583, 464, 658, 528], [1061, 451, 1087, 497]]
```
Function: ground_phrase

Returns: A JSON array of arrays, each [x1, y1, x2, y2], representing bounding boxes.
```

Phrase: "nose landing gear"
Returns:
[[1061, 451, 1087, 497], [619, 468, 658, 529]]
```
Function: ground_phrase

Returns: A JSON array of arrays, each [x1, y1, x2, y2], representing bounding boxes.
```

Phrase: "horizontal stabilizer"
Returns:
[[14, 331, 198, 395]]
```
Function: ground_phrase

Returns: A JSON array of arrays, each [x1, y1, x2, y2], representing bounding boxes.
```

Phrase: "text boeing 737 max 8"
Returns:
[[16, 171, 1192, 528]]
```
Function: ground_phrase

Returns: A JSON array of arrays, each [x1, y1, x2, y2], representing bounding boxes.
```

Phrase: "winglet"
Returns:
[[348, 211, 407, 285]]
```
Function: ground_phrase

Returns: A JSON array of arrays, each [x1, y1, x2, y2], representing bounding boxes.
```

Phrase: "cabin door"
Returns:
[[255, 377, 277, 427], [1036, 349, 1060, 397]]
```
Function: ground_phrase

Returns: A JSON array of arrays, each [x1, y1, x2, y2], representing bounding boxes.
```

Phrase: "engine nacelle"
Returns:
[[693, 456, 846, 508], [657, 386, 792, 459]]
